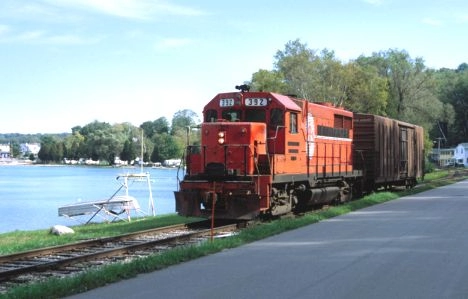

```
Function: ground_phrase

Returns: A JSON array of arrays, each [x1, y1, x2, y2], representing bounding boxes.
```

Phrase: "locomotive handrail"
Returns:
[[267, 125, 285, 141], [267, 125, 284, 177]]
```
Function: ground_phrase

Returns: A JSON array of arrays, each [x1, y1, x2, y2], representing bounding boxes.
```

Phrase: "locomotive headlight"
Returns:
[[218, 131, 226, 144]]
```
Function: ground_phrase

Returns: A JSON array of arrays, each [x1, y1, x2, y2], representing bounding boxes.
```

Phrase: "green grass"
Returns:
[[2, 169, 467, 299], [0, 214, 202, 255]]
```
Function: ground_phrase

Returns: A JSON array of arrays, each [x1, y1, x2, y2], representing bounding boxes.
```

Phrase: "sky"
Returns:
[[0, 0, 467, 134]]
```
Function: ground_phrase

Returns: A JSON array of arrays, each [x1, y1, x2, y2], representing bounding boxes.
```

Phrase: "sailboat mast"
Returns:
[[140, 130, 144, 172]]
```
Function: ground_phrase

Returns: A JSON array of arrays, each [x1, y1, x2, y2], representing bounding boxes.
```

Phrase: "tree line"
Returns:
[[248, 39, 467, 148], [6, 109, 200, 165]]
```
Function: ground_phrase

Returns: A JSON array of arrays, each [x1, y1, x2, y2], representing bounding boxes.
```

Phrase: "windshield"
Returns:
[[221, 110, 242, 122], [245, 109, 266, 122]]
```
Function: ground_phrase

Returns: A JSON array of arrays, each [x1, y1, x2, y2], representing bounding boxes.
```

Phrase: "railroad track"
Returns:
[[0, 220, 240, 292]]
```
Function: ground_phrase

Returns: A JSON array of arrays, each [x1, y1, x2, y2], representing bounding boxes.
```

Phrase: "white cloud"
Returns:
[[43, 0, 207, 20], [362, 0, 384, 6], [0, 27, 100, 45], [46, 34, 101, 45], [18, 30, 46, 41], [454, 13, 468, 23], [422, 17, 443, 26], [0, 2, 80, 23], [154, 37, 193, 50], [0, 24, 10, 36]]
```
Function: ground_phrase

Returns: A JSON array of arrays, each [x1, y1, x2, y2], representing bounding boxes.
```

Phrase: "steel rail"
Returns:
[[0, 221, 210, 264], [0, 222, 237, 282]]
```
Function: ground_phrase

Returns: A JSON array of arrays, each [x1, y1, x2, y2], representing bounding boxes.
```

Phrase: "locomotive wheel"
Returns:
[[338, 181, 352, 203]]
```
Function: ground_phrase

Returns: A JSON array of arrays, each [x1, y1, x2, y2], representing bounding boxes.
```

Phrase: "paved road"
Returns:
[[68, 180, 468, 299]]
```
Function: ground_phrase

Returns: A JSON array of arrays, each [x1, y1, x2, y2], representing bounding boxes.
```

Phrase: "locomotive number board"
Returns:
[[219, 97, 269, 107], [219, 98, 235, 107], [245, 98, 268, 106]]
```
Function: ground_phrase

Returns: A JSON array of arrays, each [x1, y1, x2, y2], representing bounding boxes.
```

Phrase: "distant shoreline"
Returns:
[[0, 159, 34, 166], [0, 159, 78, 167], [0, 160, 179, 170]]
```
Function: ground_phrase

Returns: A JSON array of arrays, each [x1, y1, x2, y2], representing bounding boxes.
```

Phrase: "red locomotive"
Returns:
[[174, 87, 424, 220]]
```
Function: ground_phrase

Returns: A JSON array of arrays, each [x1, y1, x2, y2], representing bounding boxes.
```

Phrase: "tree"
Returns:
[[457, 63, 468, 72], [310, 48, 350, 105], [151, 134, 180, 162], [10, 141, 20, 158], [274, 39, 318, 99], [85, 131, 117, 162], [249, 69, 287, 93], [356, 49, 443, 132], [38, 135, 63, 163], [63, 131, 85, 160], [171, 110, 199, 135], [450, 71, 468, 143], [274, 40, 351, 105], [140, 117, 170, 138], [432, 65, 468, 145], [363, 50, 439, 120], [343, 62, 388, 115], [79, 121, 112, 136], [75, 121, 130, 163], [120, 138, 137, 164]]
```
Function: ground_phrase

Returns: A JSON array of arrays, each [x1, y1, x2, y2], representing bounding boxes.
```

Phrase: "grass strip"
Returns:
[[0, 214, 203, 255]]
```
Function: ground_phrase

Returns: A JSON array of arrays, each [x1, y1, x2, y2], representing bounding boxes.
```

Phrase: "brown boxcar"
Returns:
[[353, 113, 424, 191]]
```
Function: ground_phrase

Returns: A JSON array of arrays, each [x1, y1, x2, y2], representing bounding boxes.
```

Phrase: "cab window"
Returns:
[[245, 109, 266, 122], [270, 108, 284, 127], [289, 112, 298, 134], [205, 109, 218, 122]]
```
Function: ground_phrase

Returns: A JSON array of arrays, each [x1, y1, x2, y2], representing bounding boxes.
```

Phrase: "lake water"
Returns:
[[0, 165, 182, 234]]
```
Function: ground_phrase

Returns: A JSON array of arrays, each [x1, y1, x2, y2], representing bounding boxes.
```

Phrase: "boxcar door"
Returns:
[[399, 126, 408, 178]]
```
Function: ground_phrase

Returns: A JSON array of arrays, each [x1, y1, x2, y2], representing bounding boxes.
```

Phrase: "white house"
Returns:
[[20, 143, 41, 155], [0, 144, 10, 159], [163, 159, 182, 167], [454, 143, 468, 167]]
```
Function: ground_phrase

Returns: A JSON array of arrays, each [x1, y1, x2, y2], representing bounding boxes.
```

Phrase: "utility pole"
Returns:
[[436, 137, 442, 167]]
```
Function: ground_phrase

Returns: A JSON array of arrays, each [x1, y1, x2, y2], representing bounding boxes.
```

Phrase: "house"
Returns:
[[163, 159, 181, 167], [20, 143, 41, 156], [454, 143, 468, 167], [430, 147, 455, 167], [0, 144, 10, 159]]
